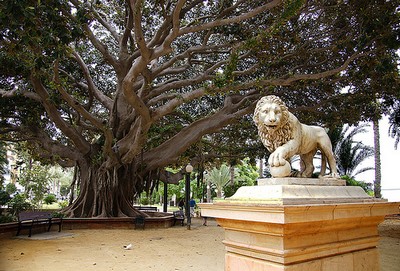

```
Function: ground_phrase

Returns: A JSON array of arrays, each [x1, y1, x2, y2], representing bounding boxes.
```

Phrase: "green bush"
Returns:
[[43, 194, 57, 205], [7, 193, 32, 216], [0, 213, 14, 223], [342, 176, 373, 194], [140, 196, 150, 205], [0, 189, 11, 205], [58, 200, 68, 209], [5, 183, 17, 195], [52, 211, 66, 218]]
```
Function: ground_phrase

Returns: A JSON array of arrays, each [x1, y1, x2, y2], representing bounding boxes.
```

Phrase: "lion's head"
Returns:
[[253, 95, 293, 152]]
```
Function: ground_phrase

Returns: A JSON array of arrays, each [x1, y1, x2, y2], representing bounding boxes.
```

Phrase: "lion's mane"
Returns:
[[253, 95, 294, 152]]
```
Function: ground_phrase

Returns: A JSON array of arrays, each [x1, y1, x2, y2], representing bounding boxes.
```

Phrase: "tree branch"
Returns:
[[71, 49, 113, 110], [143, 93, 257, 169], [130, 0, 152, 61], [30, 75, 91, 154], [179, 0, 283, 35], [53, 61, 116, 159], [120, 1, 135, 58]]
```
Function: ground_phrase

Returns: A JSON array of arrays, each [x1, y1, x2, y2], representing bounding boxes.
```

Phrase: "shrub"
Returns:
[[0, 213, 14, 223], [52, 211, 66, 218], [0, 189, 11, 205], [58, 200, 68, 209], [8, 193, 32, 216], [43, 194, 57, 205], [140, 196, 149, 205], [342, 175, 373, 194]]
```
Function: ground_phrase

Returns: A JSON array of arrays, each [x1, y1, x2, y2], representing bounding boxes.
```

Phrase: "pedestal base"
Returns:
[[200, 180, 400, 271], [225, 248, 380, 271]]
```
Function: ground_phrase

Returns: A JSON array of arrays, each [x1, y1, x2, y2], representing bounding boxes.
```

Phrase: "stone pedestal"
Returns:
[[199, 179, 400, 271]]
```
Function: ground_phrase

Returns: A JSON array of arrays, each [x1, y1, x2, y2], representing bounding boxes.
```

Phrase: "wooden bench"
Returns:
[[173, 210, 185, 226], [16, 211, 63, 237], [133, 206, 158, 212]]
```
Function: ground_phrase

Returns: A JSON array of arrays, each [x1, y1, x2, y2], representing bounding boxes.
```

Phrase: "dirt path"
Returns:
[[378, 218, 400, 271], [0, 218, 399, 271]]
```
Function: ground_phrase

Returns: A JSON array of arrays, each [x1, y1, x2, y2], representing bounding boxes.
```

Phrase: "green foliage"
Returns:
[[0, 189, 11, 205], [0, 0, 84, 75], [330, 124, 374, 178], [18, 162, 51, 207], [52, 211, 66, 218], [272, 0, 306, 32], [388, 101, 400, 150], [59, 184, 71, 198], [7, 193, 32, 216], [213, 51, 239, 88], [206, 159, 259, 198], [43, 194, 57, 205], [235, 158, 259, 185], [342, 175, 373, 195], [5, 183, 17, 195], [223, 159, 259, 198], [206, 164, 230, 198], [139, 194, 150, 205], [0, 142, 8, 185], [0, 213, 14, 223], [58, 200, 69, 209]]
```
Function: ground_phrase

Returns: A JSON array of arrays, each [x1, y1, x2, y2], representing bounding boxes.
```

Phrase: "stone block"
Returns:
[[199, 183, 400, 271]]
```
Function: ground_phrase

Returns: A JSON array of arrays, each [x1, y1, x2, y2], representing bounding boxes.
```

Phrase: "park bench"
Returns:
[[16, 211, 63, 237], [133, 206, 158, 212], [173, 210, 184, 226]]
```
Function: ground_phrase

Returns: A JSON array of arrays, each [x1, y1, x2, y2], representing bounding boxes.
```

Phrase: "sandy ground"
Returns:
[[0, 217, 399, 271]]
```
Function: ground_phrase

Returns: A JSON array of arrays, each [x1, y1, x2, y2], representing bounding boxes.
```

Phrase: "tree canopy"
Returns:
[[0, 0, 399, 217]]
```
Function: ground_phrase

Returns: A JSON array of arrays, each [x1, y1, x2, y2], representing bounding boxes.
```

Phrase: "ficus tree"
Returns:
[[0, 0, 398, 217]]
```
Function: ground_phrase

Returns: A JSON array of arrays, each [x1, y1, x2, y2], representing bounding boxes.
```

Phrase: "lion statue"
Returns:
[[253, 95, 339, 178]]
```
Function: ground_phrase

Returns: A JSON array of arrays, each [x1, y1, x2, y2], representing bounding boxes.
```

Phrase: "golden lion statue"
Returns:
[[253, 95, 339, 178]]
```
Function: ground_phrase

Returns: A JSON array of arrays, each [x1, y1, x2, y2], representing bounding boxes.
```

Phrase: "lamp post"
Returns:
[[163, 171, 170, 213], [163, 181, 168, 213], [185, 163, 193, 230]]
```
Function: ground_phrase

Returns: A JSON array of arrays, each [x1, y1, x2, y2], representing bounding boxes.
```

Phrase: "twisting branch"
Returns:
[[259, 51, 366, 86], [71, 49, 113, 110], [30, 75, 91, 154], [130, 0, 152, 60], [90, 5, 120, 42], [143, 92, 259, 169], [120, 1, 135, 57], [53, 60, 115, 159], [179, 0, 283, 35], [152, 0, 186, 58], [151, 87, 207, 121]]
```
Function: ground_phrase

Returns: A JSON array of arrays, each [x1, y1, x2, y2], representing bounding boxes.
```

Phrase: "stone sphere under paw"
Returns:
[[270, 161, 291, 178]]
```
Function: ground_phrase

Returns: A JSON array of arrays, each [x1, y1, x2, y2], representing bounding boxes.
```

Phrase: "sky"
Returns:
[[354, 116, 400, 202]]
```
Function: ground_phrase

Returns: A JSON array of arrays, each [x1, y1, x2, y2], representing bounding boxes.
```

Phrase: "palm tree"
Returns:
[[330, 124, 375, 179], [372, 117, 382, 198], [206, 164, 231, 198], [388, 101, 400, 150]]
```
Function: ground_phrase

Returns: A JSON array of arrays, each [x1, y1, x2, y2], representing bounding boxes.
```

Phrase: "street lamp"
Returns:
[[185, 163, 193, 230], [163, 171, 170, 213]]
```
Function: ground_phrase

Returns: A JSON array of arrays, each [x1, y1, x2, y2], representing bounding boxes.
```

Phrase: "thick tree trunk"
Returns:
[[64, 159, 144, 218], [230, 166, 235, 186], [373, 118, 382, 198]]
